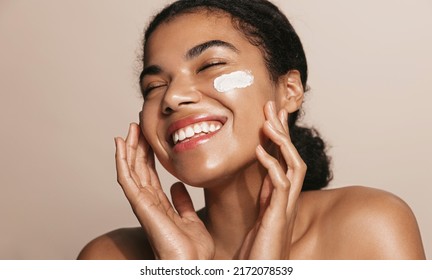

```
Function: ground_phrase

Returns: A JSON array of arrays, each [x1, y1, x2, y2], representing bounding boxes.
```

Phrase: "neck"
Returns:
[[202, 161, 267, 259]]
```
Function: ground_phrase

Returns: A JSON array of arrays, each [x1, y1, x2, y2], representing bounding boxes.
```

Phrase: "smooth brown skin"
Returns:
[[78, 12, 425, 260]]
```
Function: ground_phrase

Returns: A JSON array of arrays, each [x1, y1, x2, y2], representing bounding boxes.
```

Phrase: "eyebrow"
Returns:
[[140, 65, 161, 82], [140, 40, 239, 82], [185, 39, 239, 60]]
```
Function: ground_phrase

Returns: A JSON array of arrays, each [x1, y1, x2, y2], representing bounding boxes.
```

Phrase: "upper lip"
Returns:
[[166, 114, 228, 144]]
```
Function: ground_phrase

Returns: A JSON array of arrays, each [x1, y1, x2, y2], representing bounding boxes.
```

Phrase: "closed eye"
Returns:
[[197, 61, 227, 73], [143, 83, 167, 97]]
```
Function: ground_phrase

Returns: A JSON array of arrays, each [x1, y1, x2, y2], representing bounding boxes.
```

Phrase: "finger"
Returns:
[[278, 109, 290, 171], [262, 122, 306, 209], [276, 131, 305, 209], [257, 175, 273, 219], [170, 182, 199, 221], [136, 123, 159, 183], [264, 102, 290, 170], [145, 146, 162, 189], [264, 122, 304, 172], [125, 122, 161, 191], [278, 109, 289, 134], [256, 145, 290, 213], [134, 125, 155, 187], [125, 123, 139, 171], [115, 137, 141, 199], [124, 123, 147, 188], [250, 146, 292, 259], [264, 101, 287, 134], [133, 125, 173, 213]]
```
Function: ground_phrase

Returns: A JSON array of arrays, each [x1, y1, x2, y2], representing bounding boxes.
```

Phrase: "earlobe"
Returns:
[[276, 70, 304, 113]]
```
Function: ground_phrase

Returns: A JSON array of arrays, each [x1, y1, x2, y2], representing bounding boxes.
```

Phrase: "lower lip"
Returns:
[[172, 130, 220, 153]]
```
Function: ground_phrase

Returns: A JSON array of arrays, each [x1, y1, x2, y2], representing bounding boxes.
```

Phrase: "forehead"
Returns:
[[144, 11, 251, 63]]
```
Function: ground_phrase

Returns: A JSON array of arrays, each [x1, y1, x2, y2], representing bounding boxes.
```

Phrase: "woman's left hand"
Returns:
[[238, 101, 307, 259]]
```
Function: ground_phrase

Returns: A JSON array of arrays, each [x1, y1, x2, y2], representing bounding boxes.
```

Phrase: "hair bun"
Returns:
[[290, 124, 333, 191]]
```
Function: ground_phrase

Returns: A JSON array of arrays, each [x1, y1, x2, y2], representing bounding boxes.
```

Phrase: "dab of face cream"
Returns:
[[213, 70, 254, 93]]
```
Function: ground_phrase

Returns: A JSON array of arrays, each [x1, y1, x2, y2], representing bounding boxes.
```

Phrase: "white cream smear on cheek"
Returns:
[[213, 70, 254, 93]]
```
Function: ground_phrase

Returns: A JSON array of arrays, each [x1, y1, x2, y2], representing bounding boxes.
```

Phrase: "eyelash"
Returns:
[[198, 61, 226, 73], [143, 61, 227, 97], [143, 83, 166, 97]]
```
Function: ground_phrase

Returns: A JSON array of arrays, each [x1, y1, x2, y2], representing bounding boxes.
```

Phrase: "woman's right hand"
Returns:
[[238, 101, 306, 259], [115, 123, 215, 259]]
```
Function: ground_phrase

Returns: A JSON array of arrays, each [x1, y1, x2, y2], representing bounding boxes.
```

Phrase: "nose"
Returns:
[[162, 76, 201, 114]]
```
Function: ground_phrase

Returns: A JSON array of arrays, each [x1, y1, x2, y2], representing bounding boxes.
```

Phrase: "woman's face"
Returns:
[[141, 11, 282, 187]]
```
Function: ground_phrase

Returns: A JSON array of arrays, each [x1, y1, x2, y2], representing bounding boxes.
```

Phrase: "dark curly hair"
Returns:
[[141, 0, 332, 191]]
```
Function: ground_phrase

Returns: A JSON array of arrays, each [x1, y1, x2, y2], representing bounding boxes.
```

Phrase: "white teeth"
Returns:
[[202, 122, 209, 133], [185, 126, 194, 138], [172, 121, 223, 144], [178, 130, 186, 142]]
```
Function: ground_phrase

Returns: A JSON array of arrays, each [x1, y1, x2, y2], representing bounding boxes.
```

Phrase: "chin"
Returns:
[[171, 166, 228, 189], [163, 159, 227, 189], [169, 156, 259, 189]]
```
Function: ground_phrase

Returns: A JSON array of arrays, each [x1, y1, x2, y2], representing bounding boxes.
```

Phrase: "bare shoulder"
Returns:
[[77, 227, 155, 260], [297, 186, 425, 259]]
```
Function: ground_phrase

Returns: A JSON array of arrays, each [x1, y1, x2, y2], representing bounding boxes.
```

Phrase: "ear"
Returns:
[[275, 70, 304, 113]]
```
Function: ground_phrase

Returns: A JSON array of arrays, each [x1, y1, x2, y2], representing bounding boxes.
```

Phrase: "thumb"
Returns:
[[170, 182, 197, 220]]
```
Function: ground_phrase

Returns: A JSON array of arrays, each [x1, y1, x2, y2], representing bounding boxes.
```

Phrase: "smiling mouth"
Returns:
[[172, 121, 223, 145]]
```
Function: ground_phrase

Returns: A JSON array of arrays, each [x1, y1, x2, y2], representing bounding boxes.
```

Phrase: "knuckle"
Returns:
[[275, 133, 289, 146], [300, 161, 307, 172], [280, 178, 291, 191], [279, 133, 290, 144], [129, 162, 135, 171], [115, 153, 126, 162], [292, 158, 307, 171], [117, 174, 131, 186], [267, 156, 279, 168]]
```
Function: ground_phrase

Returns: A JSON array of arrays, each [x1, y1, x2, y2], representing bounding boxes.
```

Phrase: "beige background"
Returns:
[[0, 0, 431, 259]]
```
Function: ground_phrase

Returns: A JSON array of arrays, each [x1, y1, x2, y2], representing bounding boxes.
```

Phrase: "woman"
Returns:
[[78, 0, 425, 259]]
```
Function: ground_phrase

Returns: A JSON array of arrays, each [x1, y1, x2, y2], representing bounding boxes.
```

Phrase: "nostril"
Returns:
[[163, 100, 197, 115], [161, 84, 202, 114], [163, 106, 174, 115]]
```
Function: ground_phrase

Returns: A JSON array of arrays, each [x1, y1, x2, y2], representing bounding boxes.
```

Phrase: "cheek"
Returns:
[[213, 70, 254, 93], [140, 108, 171, 169], [208, 70, 261, 109], [141, 102, 160, 144]]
